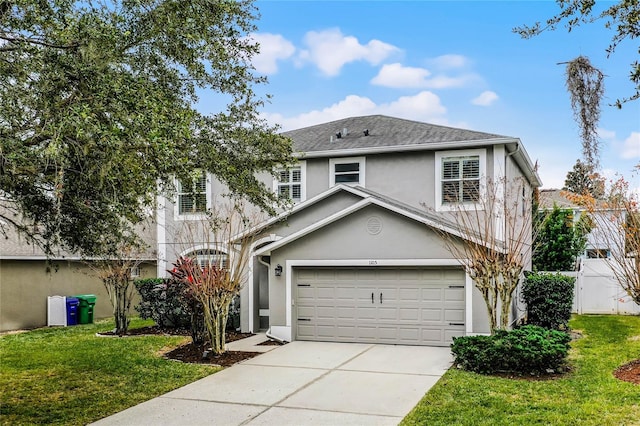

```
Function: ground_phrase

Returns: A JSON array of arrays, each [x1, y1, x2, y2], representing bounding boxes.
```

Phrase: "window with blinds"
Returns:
[[192, 249, 229, 269], [178, 172, 207, 214], [277, 167, 302, 202], [441, 156, 480, 203]]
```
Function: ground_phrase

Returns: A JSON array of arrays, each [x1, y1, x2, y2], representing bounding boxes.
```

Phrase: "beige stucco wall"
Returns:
[[0, 260, 155, 332]]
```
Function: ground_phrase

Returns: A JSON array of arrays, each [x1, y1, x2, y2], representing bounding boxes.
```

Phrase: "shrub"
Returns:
[[522, 272, 575, 330], [134, 278, 191, 328], [533, 205, 590, 271], [451, 325, 571, 375]]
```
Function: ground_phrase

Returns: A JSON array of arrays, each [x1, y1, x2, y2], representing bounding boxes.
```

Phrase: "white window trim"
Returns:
[[273, 161, 307, 204], [329, 156, 366, 187], [435, 149, 486, 212], [174, 172, 212, 221]]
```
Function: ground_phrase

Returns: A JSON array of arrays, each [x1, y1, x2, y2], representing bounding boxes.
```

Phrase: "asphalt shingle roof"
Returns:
[[282, 115, 511, 154]]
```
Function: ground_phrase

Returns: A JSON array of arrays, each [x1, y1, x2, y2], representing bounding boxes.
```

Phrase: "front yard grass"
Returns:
[[0, 318, 217, 425], [402, 314, 640, 425]]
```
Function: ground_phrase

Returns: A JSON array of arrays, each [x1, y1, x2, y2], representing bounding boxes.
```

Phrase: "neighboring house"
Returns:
[[538, 189, 626, 260], [159, 115, 541, 346], [0, 215, 157, 332], [538, 189, 638, 315]]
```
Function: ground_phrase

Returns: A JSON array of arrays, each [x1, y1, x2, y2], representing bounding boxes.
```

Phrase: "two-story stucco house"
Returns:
[[158, 115, 541, 346]]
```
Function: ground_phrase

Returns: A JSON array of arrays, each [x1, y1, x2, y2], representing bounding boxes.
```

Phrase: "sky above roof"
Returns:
[[197, 0, 640, 191]]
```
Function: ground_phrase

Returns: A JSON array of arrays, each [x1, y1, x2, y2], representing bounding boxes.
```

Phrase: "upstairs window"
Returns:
[[177, 172, 208, 215], [586, 248, 610, 259], [441, 156, 480, 203], [277, 167, 302, 202], [274, 162, 306, 203], [330, 157, 365, 187], [435, 149, 486, 211]]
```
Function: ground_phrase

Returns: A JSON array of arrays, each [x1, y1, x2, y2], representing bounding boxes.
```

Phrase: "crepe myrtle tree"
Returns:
[[432, 177, 535, 332], [0, 0, 295, 258], [91, 243, 150, 335], [169, 203, 260, 356]]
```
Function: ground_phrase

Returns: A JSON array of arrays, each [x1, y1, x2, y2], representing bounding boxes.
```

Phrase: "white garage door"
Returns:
[[295, 267, 465, 346]]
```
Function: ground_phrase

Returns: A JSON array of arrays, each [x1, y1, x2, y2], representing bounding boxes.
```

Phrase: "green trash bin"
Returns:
[[74, 295, 97, 324]]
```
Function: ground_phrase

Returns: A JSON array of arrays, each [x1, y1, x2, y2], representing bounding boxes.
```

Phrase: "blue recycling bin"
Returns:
[[66, 297, 80, 326]]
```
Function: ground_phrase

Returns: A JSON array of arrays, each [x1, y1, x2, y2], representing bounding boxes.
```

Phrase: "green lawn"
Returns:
[[0, 318, 217, 425], [2, 315, 638, 425], [402, 314, 640, 426]]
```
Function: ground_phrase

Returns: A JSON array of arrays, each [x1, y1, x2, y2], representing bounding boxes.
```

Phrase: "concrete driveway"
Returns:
[[92, 341, 453, 425]]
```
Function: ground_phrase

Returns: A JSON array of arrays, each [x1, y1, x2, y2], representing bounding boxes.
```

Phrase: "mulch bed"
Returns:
[[613, 359, 640, 385], [98, 326, 276, 366]]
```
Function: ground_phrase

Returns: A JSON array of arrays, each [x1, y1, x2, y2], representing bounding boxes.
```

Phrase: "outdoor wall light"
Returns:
[[274, 264, 283, 276]]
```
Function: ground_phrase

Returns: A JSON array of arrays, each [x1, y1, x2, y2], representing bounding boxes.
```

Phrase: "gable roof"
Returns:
[[282, 115, 541, 187], [538, 189, 611, 210], [252, 184, 492, 256], [283, 115, 514, 156]]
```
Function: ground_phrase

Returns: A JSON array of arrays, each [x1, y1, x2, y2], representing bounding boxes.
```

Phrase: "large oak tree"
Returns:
[[0, 0, 293, 257]]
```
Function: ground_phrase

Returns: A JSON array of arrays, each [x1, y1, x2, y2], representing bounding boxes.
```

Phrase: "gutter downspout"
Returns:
[[265, 328, 286, 344]]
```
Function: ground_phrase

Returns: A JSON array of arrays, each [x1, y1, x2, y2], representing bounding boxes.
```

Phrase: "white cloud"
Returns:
[[430, 54, 469, 70], [471, 91, 499, 106], [371, 63, 478, 89], [621, 132, 640, 159], [298, 28, 400, 76], [597, 128, 640, 160], [425, 74, 479, 89], [264, 91, 447, 131], [249, 33, 295, 75], [597, 128, 617, 140], [370, 63, 431, 88]]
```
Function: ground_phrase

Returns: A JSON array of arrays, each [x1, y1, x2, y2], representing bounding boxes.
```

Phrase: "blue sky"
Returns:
[[200, 1, 640, 190]]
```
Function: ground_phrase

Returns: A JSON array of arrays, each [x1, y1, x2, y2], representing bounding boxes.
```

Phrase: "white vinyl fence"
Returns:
[[571, 259, 639, 315]]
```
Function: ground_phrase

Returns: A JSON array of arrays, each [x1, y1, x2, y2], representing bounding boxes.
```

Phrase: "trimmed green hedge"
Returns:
[[451, 325, 571, 375], [522, 272, 575, 330]]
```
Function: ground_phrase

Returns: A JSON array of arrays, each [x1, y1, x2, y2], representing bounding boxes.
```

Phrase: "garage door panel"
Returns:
[[297, 324, 315, 338], [398, 327, 420, 342], [445, 288, 464, 300], [316, 306, 336, 319], [356, 307, 377, 320], [421, 328, 445, 343], [336, 269, 356, 280], [356, 288, 376, 300], [297, 287, 315, 299], [398, 308, 419, 321], [298, 270, 316, 280], [445, 329, 465, 341], [420, 308, 444, 321], [399, 288, 420, 301], [317, 325, 337, 337], [421, 288, 443, 301], [445, 309, 465, 322], [298, 306, 315, 318], [378, 307, 397, 320], [398, 269, 420, 280], [296, 267, 465, 346], [357, 269, 378, 280], [316, 287, 336, 299], [337, 325, 356, 338], [378, 326, 399, 341], [336, 287, 356, 300], [316, 270, 336, 280]]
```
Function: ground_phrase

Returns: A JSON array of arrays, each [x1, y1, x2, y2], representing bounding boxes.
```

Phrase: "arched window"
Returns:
[[187, 249, 228, 269]]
